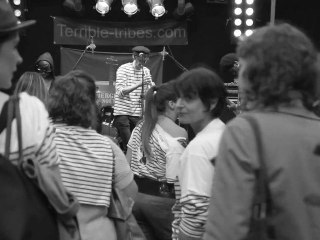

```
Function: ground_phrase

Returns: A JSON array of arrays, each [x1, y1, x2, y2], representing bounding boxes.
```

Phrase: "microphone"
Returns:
[[161, 46, 168, 61], [86, 36, 96, 54], [139, 52, 144, 57]]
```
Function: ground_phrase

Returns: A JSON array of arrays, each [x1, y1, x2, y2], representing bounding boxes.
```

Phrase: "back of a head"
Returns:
[[237, 23, 319, 109], [48, 70, 97, 128], [14, 71, 48, 104], [175, 67, 227, 118]]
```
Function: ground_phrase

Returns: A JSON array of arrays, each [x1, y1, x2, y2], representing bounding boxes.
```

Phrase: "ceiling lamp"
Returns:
[[147, 0, 166, 19], [122, 0, 139, 16], [95, 0, 113, 16]]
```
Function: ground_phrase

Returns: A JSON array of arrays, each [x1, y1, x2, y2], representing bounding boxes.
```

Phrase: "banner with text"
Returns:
[[60, 47, 163, 107], [54, 17, 188, 46]]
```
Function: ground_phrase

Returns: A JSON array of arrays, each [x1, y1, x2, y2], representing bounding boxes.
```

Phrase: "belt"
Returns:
[[134, 175, 176, 199]]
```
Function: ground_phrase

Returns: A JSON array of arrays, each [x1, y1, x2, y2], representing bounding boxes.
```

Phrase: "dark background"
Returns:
[[15, 0, 320, 87]]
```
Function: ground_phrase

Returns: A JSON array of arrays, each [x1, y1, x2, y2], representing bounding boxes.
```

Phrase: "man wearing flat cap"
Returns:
[[113, 46, 155, 152]]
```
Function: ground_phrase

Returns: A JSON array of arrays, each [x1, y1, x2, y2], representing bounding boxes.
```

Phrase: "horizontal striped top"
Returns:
[[53, 124, 114, 207], [173, 118, 225, 239], [114, 62, 154, 117], [0, 92, 76, 216]]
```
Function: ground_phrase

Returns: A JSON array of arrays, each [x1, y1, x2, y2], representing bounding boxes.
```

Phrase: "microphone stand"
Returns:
[[140, 63, 145, 119], [166, 53, 188, 72], [72, 45, 90, 70]]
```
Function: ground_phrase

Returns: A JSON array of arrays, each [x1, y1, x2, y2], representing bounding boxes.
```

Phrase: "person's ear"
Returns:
[[168, 100, 176, 110], [209, 98, 218, 111]]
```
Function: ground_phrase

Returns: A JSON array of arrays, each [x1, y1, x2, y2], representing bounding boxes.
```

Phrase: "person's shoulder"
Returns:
[[19, 92, 47, 113]]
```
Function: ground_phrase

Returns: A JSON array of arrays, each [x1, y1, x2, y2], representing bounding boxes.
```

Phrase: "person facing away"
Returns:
[[172, 67, 227, 240], [0, 0, 78, 238], [47, 70, 138, 240], [113, 46, 155, 153], [126, 81, 188, 240], [204, 23, 320, 240], [14, 71, 48, 105], [34, 51, 56, 91]]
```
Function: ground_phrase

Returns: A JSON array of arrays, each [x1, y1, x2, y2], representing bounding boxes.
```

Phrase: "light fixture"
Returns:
[[63, 0, 84, 12], [147, 0, 166, 19], [8, 0, 26, 22], [173, 0, 194, 19], [95, 0, 113, 16], [231, 0, 255, 42], [122, 0, 139, 16]]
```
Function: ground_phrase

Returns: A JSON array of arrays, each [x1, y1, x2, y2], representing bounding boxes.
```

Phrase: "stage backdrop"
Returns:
[[60, 47, 163, 106], [54, 17, 188, 46]]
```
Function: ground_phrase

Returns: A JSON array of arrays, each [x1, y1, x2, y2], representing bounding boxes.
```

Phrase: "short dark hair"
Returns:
[[175, 67, 227, 118], [48, 70, 97, 129]]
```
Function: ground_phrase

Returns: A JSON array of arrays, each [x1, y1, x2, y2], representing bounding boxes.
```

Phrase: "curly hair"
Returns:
[[48, 70, 97, 129], [237, 23, 319, 111]]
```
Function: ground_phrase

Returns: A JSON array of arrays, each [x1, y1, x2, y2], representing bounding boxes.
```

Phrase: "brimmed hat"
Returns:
[[132, 46, 150, 54], [0, 0, 36, 36]]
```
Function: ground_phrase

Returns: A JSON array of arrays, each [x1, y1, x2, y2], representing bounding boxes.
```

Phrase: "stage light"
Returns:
[[246, 19, 253, 26], [245, 7, 253, 16], [122, 0, 138, 16], [95, 0, 113, 16], [231, 0, 255, 42], [245, 29, 253, 36], [8, 0, 26, 22], [234, 29, 242, 37], [234, 7, 242, 15], [234, 18, 242, 26], [147, 0, 166, 19]]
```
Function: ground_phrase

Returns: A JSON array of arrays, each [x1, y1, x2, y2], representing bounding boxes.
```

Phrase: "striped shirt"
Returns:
[[173, 119, 225, 239], [114, 62, 154, 117], [53, 124, 114, 207], [0, 92, 60, 167]]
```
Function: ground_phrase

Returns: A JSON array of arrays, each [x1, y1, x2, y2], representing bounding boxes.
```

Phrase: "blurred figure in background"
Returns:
[[14, 71, 48, 105], [204, 23, 320, 240], [35, 52, 56, 91], [127, 81, 187, 240], [48, 70, 137, 240], [173, 67, 227, 240]]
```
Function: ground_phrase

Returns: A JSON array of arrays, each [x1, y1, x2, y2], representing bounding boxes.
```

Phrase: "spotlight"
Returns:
[[122, 0, 139, 16], [147, 0, 166, 19], [95, 0, 113, 16]]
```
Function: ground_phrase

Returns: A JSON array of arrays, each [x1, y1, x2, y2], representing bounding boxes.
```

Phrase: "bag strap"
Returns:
[[241, 115, 268, 219], [4, 95, 23, 164]]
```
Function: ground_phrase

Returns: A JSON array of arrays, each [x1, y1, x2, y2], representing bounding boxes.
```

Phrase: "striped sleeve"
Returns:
[[179, 194, 210, 239], [36, 124, 60, 165], [116, 65, 127, 97]]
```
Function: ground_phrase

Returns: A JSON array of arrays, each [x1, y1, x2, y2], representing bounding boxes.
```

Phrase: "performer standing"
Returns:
[[113, 46, 155, 152]]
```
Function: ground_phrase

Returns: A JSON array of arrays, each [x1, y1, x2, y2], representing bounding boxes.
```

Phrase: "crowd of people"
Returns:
[[1, 0, 320, 239]]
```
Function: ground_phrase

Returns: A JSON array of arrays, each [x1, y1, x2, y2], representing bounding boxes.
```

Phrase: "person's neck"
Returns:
[[190, 116, 214, 135], [133, 60, 142, 70], [158, 113, 176, 123]]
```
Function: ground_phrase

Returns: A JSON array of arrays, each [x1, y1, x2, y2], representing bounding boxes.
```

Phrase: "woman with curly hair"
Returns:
[[48, 70, 137, 240], [204, 23, 320, 240]]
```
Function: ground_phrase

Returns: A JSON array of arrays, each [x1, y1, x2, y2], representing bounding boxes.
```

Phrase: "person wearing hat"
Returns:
[[113, 45, 155, 153], [0, 0, 79, 239]]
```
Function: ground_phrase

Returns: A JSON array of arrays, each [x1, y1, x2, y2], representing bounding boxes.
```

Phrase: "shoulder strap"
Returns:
[[241, 115, 268, 219], [4, 95, 23, 163], [0, 100, 9, 134]]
